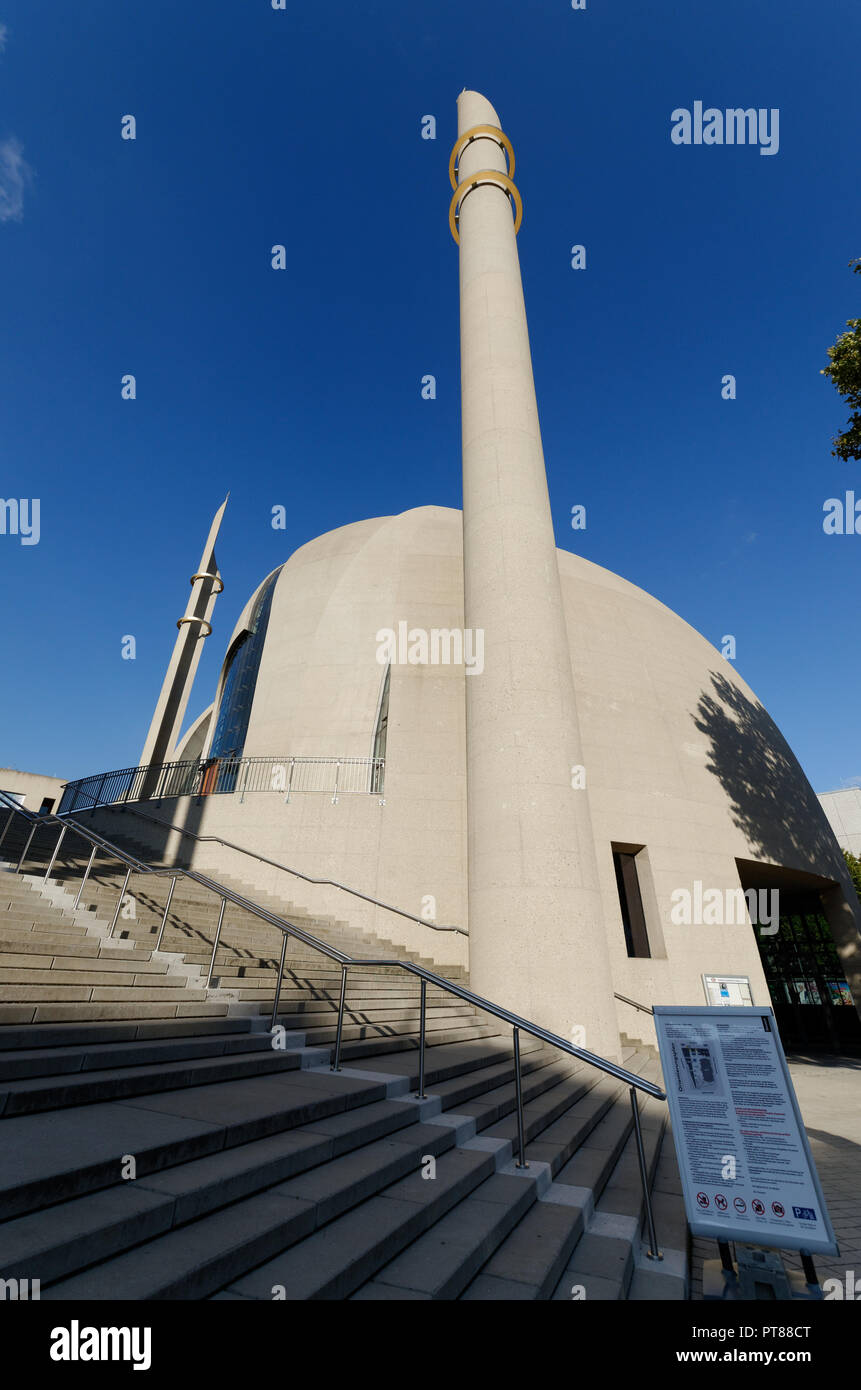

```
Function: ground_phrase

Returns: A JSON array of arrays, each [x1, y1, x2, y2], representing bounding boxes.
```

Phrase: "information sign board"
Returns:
[[653, 1005, 838, 1255]]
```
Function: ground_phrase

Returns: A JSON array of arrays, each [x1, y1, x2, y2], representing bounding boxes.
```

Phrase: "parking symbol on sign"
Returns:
[[792, 1206, 816, 1221]]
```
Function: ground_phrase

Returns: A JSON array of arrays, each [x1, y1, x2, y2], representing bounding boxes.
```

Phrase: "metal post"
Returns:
[[43, 825, 67, 882], [331, 965, 348, 1071], [155, 876, 178, 952], [108, 866, 132, 939], [0, 807, 15, 849], [513, 1027, 528, 1168], [332, 760, 341, 806], [270, 931, 289, 1030], [630, 1087, 662, 1260], [205, 897, 227, 989], [800, 1249, 819, 1288], [73, 844, 98, 911], [717, 1240, 735, 1273], [16, 823, 37, 873], [90, 774, 107, 815], [416, 977, 427, 1098]]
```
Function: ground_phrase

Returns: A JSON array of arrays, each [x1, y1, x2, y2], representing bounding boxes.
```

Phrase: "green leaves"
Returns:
[[843, 849, 861, 903], [822, 259, 861, 462]]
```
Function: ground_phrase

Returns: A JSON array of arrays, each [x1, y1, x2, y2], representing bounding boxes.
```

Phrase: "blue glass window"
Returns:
[[208, 567, 282, 760]]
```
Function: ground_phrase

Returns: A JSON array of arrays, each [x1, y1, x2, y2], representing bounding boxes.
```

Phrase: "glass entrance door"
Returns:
[[757, 890, 861, 1051]]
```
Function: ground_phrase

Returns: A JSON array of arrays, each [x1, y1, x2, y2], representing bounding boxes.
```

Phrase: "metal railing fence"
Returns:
[[58, 755, 385, 814]]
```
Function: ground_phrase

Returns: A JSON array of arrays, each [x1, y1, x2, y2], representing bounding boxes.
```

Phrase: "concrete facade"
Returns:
[[88, 502, 861, 1050], [0, 768, 65, 813], [819, 787, 861, 858]]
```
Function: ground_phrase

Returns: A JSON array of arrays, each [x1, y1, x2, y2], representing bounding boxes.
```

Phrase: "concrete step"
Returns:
[[12, 833, 464, 976], [548, 1065, 668, 1301], [0, 1014, 260, 1052], [0, 1028, 276, 1081], [0, 918, 89, 937], [219, 1057, 620, 1301], [0, 942, 161, 963], [0, 1042, 306, 1116], [33, 1043, 561, 1298], [0, 1000, 233, 1025], [0, 933, 99, 954], [355, 1169, 540, 1300], [0, 1034, 531, 1220], [0, 966, 175, 985], [0, 1014, 501, 1113], [0, 1109, 457, 1288], [0, 984, 209, 1002], [0, 837, 682, 1300], [358, 1064, 658, 1301]]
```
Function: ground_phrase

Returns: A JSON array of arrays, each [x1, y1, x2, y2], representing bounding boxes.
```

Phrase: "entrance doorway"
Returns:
[[737, 861, 861, 1053]]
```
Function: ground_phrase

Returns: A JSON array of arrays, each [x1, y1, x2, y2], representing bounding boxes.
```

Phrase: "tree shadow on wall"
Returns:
[[692, 671, 842, 876]]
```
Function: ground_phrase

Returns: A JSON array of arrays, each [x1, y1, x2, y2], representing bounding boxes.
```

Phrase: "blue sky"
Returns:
[[0, 0, 859, 791]]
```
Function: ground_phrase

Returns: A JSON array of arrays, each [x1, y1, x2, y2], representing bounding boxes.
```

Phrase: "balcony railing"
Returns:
[[58, 755, 385, 814]]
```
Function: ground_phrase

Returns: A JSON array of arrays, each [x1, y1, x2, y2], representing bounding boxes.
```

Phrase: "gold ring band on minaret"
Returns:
[[449, 125, 515, 190], [190, 572, 224, 592], [449, 170, 523, 245], [177, 616, 213, 635]]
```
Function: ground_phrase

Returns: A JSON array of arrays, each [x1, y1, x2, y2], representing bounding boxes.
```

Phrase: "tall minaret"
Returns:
[[140, 496, 228, 773], [452, 91, 618, 1059]]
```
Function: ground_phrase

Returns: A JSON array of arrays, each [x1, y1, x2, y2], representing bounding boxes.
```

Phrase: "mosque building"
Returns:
[[60, 90, 861, 1060]]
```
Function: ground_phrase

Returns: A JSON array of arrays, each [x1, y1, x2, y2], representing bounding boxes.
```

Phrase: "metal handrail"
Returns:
[[614, 992, 655, 1017], [77, 802, 468, 938], [0, 788, 666, 1254], [57, 755, 385, 813]]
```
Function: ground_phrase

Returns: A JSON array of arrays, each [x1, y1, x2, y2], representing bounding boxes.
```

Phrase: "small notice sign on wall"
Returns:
[[702, 974, 753, 1007]]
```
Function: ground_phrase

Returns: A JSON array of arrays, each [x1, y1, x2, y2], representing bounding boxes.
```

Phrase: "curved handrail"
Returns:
[[0, 789, 663, 1101], [65, 801, 469, 938]]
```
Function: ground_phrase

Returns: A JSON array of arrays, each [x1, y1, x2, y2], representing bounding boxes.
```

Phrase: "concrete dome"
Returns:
[[180, 504, 861, 1041]]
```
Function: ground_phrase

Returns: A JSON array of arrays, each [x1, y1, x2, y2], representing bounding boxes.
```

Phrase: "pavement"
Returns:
[[690, 1052, 861, 1299]]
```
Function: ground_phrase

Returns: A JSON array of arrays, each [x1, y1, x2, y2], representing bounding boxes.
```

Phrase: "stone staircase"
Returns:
[[0, 819, 468, 1037], [0, 813, 688, 1300]]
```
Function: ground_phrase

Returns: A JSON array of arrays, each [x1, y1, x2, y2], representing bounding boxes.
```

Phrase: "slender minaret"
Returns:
[[140, 496, 228, 773], [452, 91, 618, 1058]]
